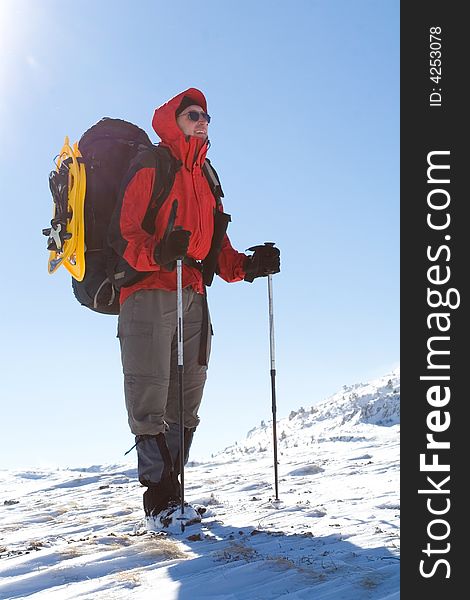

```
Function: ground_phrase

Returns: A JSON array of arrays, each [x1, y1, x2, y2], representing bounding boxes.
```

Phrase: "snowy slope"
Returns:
[[0, 369, 400, 599], [222, 367, 400, 455]]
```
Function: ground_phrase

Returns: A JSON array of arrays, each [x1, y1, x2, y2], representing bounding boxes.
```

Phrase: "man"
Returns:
[[109, 88, 280, 524]]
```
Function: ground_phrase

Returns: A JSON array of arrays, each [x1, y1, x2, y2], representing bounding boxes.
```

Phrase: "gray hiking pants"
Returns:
[[117, 288, 212, 485]]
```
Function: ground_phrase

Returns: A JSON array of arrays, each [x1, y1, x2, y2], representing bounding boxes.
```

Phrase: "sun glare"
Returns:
[[0, 1, 13, 39], [0, 0, 39, 97], [0, 1, 17, 81]]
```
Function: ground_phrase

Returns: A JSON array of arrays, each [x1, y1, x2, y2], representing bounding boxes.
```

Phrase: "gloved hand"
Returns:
[[154, 229, 191, 269], [244, 243, 280, 283]]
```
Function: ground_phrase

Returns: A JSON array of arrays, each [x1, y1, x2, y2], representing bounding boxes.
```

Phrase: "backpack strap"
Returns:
[[141, 146, 182, 235], [202, 158, 224, 207], [200, 158, 231, 289]]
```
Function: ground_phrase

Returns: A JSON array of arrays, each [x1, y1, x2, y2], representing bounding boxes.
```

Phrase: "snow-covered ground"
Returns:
[[0, 369, 399, 599]]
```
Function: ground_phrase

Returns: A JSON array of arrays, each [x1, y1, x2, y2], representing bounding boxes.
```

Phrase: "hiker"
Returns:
[[109, 88, 280, 519]]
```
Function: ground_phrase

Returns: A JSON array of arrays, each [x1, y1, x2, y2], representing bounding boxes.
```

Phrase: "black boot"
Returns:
[[137, 432, 181, 517], [143, 474, 180, 517]]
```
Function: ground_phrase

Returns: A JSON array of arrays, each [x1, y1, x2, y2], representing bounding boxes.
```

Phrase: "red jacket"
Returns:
[[113, 88, 247, 305]]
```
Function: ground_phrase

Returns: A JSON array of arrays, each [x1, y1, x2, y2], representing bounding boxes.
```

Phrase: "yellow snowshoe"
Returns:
[[43, 136, 86, 281]]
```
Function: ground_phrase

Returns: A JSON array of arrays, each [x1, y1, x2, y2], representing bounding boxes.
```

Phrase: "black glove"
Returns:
[[154, 229, 191, 269], [244, 243, 280, 283]]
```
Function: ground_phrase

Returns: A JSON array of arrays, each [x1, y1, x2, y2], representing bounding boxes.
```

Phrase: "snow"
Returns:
[[0, 369, 399, 599]]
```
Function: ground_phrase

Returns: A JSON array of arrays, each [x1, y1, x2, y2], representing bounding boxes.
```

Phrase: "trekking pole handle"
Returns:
[[246, 241, 276, 253]]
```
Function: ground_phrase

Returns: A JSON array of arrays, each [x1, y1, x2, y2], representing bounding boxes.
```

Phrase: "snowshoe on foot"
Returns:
[[146, 502, 206, 534]]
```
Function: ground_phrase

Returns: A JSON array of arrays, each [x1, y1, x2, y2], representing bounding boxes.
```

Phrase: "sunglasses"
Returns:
[[180, 110, 211, 124]]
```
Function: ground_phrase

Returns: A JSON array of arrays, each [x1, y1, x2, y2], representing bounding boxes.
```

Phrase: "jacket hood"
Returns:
[[152, 88, 208, 167]]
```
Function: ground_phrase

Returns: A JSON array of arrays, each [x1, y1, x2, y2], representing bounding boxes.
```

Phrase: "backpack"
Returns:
[[43, 117, 228, 315]]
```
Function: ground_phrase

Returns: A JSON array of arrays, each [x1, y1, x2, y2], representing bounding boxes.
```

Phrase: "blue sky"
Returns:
[[0, 0, 399, 469]]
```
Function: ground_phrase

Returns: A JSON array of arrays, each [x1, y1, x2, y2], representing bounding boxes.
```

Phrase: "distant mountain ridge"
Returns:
[[219, 367, 400, 457]]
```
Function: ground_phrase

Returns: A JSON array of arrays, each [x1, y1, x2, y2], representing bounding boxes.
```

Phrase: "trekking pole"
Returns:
[[246, 242, 280, 500], [267, 269, 279, 501], [176, 256, 185, 521]]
